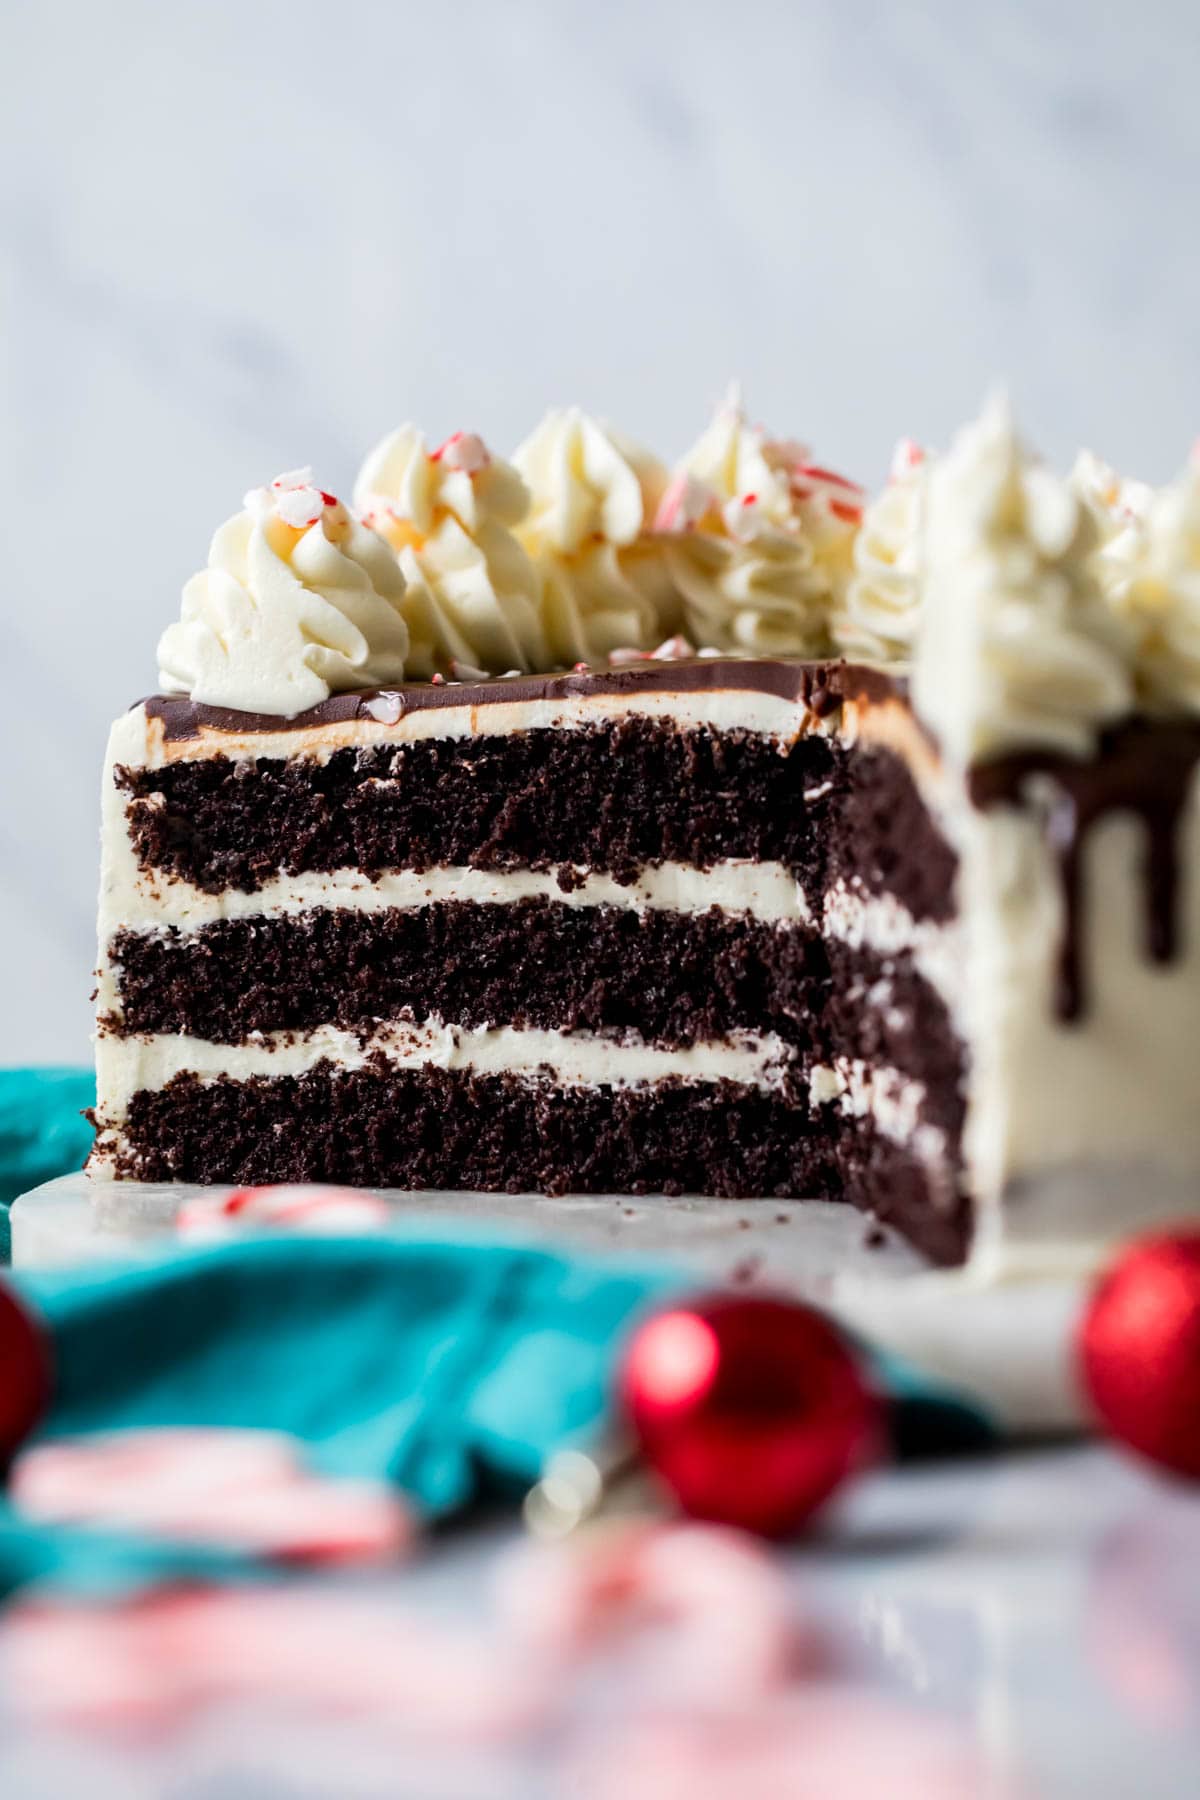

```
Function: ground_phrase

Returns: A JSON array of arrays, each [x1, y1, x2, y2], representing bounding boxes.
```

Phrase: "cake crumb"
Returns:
[[730, 1254, 763, 1285]]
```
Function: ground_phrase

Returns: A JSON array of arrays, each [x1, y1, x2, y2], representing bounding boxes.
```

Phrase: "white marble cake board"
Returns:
[[10, 1175, 1088, 1437]]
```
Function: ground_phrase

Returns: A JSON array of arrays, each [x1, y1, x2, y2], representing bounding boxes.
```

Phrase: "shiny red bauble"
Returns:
[[1078, 1229, 1200, 1478], [0, 1279, 52, 1460], [619, 1293, 880, 1538]]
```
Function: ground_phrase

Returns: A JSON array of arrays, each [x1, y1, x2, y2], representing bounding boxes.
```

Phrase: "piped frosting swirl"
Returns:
[[157, 470, 410, 716], [833, 439, 930, 662], [513, 408, 674, 664], [658, 393, 863, 657], [914, 395, 1133, 763], [1105, 448, 1200, 715], [354, 427, 546, 677]]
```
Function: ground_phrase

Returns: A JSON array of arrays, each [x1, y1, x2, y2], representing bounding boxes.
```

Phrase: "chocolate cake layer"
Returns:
[[110, 902, 826, 1049], [831, 736, 959, 926], [824, 940, 967, 1145], [118, 720, 952, 919], [119, 719, 838, 897], [109, 906, 963, 1108], [111, 1061, 969, 1264]]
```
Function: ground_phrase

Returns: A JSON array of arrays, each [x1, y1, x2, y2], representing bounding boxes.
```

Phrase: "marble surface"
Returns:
[[1, 1445, 1198, 1796], [2, 0, 1199, 1062]]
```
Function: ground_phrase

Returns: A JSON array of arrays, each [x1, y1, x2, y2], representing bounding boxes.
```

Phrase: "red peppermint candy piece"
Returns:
[[0, 1279, 52, 1458], [787, 459, 866, 524], [176, 1183, 390, 1242], [11, 1427, 414, 1565]]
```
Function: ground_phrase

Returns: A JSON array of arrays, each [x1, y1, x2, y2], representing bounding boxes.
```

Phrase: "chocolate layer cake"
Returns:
[[89, 400, 1200, 1272]]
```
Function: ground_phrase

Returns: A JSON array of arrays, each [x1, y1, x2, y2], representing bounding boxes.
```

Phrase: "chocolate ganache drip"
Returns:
[[969, 722, 1200, 1021]]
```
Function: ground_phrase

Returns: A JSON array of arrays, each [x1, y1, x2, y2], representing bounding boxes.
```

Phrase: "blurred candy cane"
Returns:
[[176, 1184, 391, 1242], [12, 1428, 413, 1566]]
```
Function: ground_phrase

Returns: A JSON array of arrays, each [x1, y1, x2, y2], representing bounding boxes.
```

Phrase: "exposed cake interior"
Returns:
[[89, 396, 1200, 1278], [90, 659, 973, 1266]]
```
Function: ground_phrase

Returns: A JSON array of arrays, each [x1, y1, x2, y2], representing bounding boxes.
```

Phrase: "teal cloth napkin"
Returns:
[[18, 1235, 677, 1512], [2, 1231, 680, 1603], [0, 1067, 93, 1228]]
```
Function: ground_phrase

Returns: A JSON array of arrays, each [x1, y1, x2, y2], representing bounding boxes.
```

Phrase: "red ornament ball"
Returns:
[[0, 1279, 52, 1460], [619, 1293, 880, 1537], [1079, 1228, 1200, 1478]]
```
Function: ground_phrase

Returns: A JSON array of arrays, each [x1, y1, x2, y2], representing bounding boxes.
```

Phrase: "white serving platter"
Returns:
[[11, 1174, 1089, 1436]]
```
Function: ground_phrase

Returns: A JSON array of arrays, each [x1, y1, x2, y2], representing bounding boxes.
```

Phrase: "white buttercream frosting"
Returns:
[[914, 396, 1133, 762], [354, 427, 546, 677], [1098, 449, 1200, 715], [658, 392, 864, 657], [157, 471, 410, 715], [94, 1020, 792, 1131], [1069, 449, 1152, 551], [513, 408, 674, 663], [834, 439, 930, 662]]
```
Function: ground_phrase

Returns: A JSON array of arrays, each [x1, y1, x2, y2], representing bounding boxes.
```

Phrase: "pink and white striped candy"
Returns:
[[786, 459, 866, 523], [11, 1428, 414, 1566], [578, 1690, 1004, 1800], [494, 1521, 807, 1704], [609, 636, 697, 668], [176, 1183, 391, 1242], [889, 438, 927, 481], [654, 471, 718, 532], [6, 1587, 543, 1736], [431, 430, 491, 473]]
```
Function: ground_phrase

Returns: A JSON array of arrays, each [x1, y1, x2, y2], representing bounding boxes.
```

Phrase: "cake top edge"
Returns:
[[139, 655, 904, 742]]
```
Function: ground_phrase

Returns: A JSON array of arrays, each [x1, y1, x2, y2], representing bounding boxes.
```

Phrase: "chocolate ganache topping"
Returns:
[[918, 399, 1200, 1022], [970, 725, 1200, 1021]]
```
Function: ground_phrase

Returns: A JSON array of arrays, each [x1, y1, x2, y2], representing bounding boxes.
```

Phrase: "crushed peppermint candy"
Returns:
[[362, 690, 405, 725], [241, 468, 339, 531], [654, 472, 717, 533], [723, 493, 768, 541], [434, 430, 491, 474], [176, 1184, 391, 1242], [889, 438, 927, 481], [652, 634, 697, 660], [271, 466, 316, 493], [449, 659, 491, 683], [610, 636, 697, 666], [788, 461, 865, 523]]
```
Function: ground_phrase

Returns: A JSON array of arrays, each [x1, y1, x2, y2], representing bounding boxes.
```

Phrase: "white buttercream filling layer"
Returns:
[[821, 878, 963, 1010], [94, 1018, 796, 1125], [107, 858, 813, 937]]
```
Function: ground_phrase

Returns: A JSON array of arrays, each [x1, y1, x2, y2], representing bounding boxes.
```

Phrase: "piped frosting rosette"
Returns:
[[157, 470, 410, 715], [914, 396, 1134, 763], [1070, 449, 1153, 606], [656, 395, 864, 658], [833, 439, 930, 663], [513, 408, 675, 664], [354, 427, 546, 678], [1103, 448, 1200, 715]]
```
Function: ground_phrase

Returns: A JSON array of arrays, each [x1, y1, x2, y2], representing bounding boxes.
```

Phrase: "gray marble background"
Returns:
[[3, 0, 1198, 1064]]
